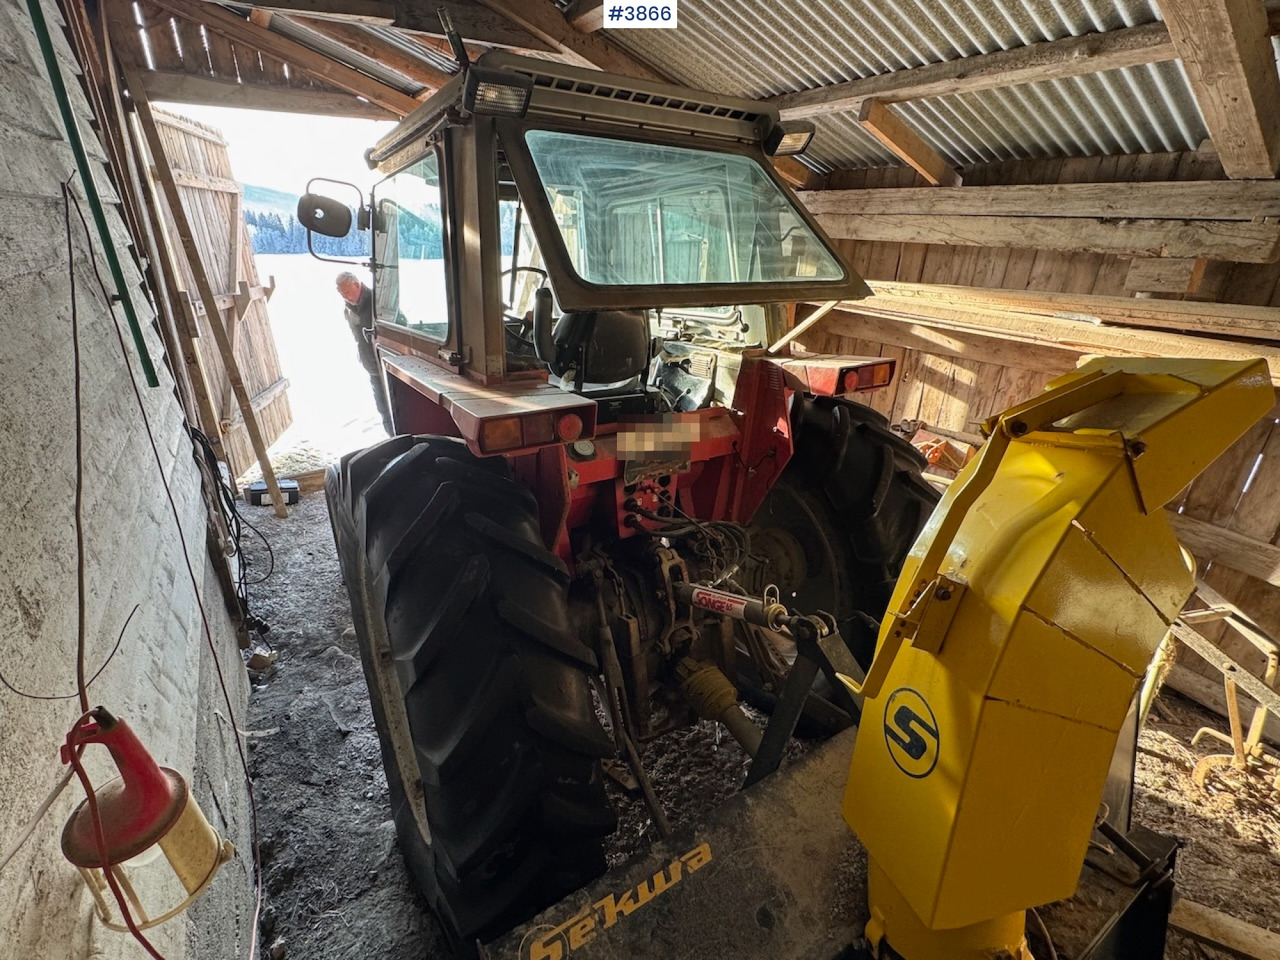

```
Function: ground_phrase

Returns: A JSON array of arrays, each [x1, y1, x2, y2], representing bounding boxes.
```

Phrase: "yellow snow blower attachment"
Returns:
[[842, 356, 1274, 960]]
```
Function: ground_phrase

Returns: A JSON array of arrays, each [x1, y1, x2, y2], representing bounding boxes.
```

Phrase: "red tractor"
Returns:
[[302, 52, 936, 954]]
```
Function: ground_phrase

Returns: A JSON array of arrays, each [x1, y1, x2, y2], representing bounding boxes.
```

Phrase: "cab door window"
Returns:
[[373, 152, 448, 342]]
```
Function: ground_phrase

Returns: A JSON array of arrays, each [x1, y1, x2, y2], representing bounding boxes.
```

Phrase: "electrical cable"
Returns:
[[63, 180, 168, 959], [188, 425, 274, 628], [0, 767, 75, 877], [0, 604, 138, 702], [66, 185, 263, 960], [67, 176, 88, 717], [1029, 911, 1059, 960]]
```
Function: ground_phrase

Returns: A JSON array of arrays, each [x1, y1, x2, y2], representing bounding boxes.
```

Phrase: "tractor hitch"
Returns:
[[673, 580, 866, 784]]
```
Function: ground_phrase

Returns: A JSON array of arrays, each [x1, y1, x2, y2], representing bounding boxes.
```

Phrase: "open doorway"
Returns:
[[159, 102, 395, 483]]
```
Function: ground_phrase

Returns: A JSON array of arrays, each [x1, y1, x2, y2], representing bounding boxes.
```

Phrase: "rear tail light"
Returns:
[[480, 416, 524, 453], [476, 408, 594, 454], [842, 361, 894, 394], [557, 413, 584, 442], [522, 413, 556, 446]]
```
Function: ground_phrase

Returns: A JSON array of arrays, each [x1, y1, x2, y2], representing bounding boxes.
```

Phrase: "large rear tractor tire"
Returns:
[[326, 435, 616, 953], [749, 397, 940, 670]]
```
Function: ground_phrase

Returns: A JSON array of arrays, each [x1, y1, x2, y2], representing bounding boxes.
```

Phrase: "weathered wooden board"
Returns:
[[815, 213, 1280, 263], [800, 180, 1280, 220], [151, 108, 293, 478]]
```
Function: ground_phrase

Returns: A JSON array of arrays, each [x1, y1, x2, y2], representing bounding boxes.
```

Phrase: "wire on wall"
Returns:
[[63, 178, 170, 960], [189, 426, 274, 639], [66, 181, 264, 957]]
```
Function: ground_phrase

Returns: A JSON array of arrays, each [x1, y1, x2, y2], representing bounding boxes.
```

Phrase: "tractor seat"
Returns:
[[533, 288, 651, 389]]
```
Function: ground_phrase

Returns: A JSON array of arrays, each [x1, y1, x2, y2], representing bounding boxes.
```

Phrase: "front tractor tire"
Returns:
[[326, 436, 616, 952], [751, 397, 940, 669]]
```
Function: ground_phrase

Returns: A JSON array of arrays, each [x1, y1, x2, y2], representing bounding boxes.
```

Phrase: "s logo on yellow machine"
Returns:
[[883, 687, 939, 779]]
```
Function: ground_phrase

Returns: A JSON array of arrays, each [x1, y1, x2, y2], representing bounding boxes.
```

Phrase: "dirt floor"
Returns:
[[238, 492, 1280, 960]]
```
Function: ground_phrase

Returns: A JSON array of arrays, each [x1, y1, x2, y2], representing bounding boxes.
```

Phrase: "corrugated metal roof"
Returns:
[[363, 24, 460, 77], [269, 16, 431, 95], [610, 0, 1208, 172]]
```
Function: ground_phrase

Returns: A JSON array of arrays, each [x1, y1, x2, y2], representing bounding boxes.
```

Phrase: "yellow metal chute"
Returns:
[[842, 357, 1273, 959]]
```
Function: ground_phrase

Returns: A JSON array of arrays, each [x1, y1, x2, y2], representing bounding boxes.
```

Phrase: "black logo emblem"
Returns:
[[883, 687, 940, 779]]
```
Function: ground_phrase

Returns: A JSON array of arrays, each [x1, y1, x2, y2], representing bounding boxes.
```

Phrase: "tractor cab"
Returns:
[[300, 53, 877, 458]]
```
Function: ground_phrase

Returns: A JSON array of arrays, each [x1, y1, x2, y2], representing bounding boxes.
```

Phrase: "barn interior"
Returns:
[[2, 1, 1280, 959]]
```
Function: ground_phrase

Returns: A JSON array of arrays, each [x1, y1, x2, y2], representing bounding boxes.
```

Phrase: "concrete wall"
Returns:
[[0, 0, 253, 957]]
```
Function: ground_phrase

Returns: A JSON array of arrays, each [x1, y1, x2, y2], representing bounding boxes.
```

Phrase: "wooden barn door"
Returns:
[[152, 109, 292, 478]]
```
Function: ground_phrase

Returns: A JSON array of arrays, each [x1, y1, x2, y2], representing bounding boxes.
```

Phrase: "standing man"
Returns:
[[336, 271, 393, 435]]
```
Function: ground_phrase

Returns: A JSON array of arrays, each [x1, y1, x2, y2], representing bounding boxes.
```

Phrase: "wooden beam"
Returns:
[[119, 51, 291, 519], [289, 16, 453, 89], [777, 21, 1176, 120], [476, 0, 666, 80], [798, 181, 1280, 221], [1168, 512, 1280, 587], [862, 281, 1280, 344], [168, 169, 242, 194], [776, 5, 1280, 121], [99, 9, 220, 457], [1170, 899, 1280, 959], [824, 311, 1078, 375], [568, 0, 604, 33], [391, 2, 554, 51], [814, 213, 1280, 263], [140, 70, 395, 119], [149, 0, 419, 115], [1124, 257, 1231, 298], [769, 300, 840, 354], [1124, 257, 1208, 294], [1163, 664, 1280, 746], [1159, 0, 1280, 179], [228, 377, 292, 425], [772, 156, 828, 191], [858, 99, 961, 187], [229, 0, 394, 23], [818, 299, 1280, 384]]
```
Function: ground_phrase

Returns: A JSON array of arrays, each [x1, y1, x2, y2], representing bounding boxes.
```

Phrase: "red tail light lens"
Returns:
[[557, 413, 584, 442], [842, 361, 894, 393]]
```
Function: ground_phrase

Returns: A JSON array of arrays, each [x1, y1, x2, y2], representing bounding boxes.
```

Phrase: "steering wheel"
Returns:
[[501, 266, 550, 346]]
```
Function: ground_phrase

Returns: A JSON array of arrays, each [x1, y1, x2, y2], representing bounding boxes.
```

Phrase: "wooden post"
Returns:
[[118, 55, 290, 518], [1159, 0, 1280, 179]]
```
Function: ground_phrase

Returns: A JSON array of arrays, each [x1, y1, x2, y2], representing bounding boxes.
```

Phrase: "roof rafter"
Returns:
[[150, 0, 420, 115], [223, 0, 395, 24], [289, 16, 454, 91], [775, 4, 1280, 121], [476, 0, 666, 81], [857, 99, 961, 186]]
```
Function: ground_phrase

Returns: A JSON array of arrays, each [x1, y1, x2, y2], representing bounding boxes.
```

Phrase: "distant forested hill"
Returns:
[[243, 183, 301, 219], [242, 183, 513, 256], [243, 183, 370, 256]]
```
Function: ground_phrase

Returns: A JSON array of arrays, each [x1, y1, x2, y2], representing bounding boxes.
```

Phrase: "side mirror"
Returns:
[[297, 193, 352, 238], [298, 177, 370, 265]]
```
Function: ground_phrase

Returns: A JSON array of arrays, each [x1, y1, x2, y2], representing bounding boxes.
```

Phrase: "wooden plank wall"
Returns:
[[153, 109, 291, 475], [827, 147, 1280, 307], [806, 148, 1280, 683]]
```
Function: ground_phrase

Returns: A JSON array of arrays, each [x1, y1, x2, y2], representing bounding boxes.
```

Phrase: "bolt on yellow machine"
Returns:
[[485, 355, 1272, 960]]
